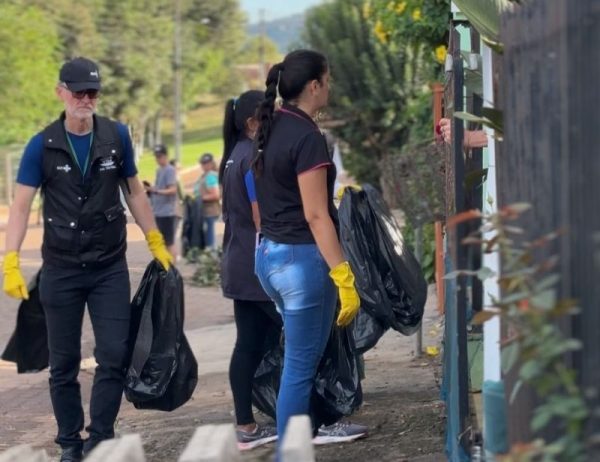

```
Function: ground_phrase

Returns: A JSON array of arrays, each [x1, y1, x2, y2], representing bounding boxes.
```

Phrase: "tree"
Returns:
[[94, 0, 174, 152], [305, 0, 417, 185], [0, 4, 61, 145], [180, 0, 247, 105], [14, 0, 105, 60], [238, 36, 282, 65]]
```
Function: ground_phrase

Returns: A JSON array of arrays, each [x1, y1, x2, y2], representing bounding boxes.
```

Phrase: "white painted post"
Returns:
[[85, 434, 145, 462], [281, 415, 315, 462], [0, 445, 48, 462], [481, 43, 501, 383], [178, 424, 240, 462]]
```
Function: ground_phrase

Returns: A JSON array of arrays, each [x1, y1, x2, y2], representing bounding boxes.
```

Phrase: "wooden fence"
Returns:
[[498, 0, 600, 454]]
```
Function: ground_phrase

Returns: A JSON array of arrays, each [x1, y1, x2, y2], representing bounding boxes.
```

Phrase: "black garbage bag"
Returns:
[[339, 184, 427, 336], [2, 271, 48, 373], [351, 309, 388, 355], [312, 325, 363, 426], [251, 342, 282, 419], [125, 261, 198, 411], [252, 324, 362, 426]]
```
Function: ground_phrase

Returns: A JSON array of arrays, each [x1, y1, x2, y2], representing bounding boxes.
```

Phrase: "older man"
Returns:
[[2, 57, 172, 462]]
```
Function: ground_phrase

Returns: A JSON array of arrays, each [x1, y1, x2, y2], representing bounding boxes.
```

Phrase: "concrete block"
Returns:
[[0, 445, 48, 462], [178, 424, 240, 462], [85, 434, 145, 462], [281, 415, 315, 462]]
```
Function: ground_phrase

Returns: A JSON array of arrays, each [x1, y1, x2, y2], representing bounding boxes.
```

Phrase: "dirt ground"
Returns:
[[114, 313, 446, 462], [0, 225, 446, 461]]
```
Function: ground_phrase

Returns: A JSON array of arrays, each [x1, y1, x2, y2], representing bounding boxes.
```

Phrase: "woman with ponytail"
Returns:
[[220, 90, 281, 450], [252, 50, 367, 449]]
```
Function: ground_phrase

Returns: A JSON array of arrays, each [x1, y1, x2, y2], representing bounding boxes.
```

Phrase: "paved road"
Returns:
[[0, 222, 236, 454]]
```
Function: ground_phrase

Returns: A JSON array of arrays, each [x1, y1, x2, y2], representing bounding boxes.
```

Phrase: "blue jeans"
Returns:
[[204, 215, 219, 248], [255, 238, 336, 444]]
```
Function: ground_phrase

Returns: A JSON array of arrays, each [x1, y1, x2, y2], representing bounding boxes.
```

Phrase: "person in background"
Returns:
[[146, 145, 178, 261], [2, 57, 172, 462], [220, 90, 282, 450], [252, 49, 367, 453], [194, 153, 220, 249]]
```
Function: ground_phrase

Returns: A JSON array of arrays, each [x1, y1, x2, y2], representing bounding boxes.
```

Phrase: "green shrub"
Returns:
[[187, 247, 222, 287], [402, 221, 436, 284]]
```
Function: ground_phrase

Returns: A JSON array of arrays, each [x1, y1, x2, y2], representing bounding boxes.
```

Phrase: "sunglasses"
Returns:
[[70, 89, 100, 100], [61, 84, 100, 100]]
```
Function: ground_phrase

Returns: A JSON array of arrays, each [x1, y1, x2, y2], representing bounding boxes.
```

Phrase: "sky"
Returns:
[[240, 0, 324, 24]]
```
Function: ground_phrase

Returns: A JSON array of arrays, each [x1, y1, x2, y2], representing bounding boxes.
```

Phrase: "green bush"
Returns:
[[402, 221, 436, 284], [187, 247, 222, 287]]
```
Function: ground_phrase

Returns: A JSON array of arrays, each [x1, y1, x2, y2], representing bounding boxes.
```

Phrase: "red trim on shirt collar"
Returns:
[[277, 104, 319, 129]]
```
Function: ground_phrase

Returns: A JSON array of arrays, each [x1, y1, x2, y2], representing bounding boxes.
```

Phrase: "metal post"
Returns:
[[414, 225, 423, 357], [432, 82, 445, 314], [258, 8, 266, 84], [173, 0, 182, 162]]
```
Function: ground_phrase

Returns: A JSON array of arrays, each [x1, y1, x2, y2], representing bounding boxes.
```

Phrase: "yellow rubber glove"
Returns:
[[145, 229, 173, 271], [3, 251, 29, 300], [336, 184, 362, 202], [330, 261, 360, 327]]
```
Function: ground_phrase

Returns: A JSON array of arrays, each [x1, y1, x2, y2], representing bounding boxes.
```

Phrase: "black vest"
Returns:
[[41, 113, 127, 268]]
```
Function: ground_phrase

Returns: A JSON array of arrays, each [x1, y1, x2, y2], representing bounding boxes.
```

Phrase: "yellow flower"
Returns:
[[362, 1, 372, 19], [435, 45, 447, 64], [386, 1, 396, 11], [395, 1, 407, 14], [412, 8, 422, 21], [374, 20, 388, 44]]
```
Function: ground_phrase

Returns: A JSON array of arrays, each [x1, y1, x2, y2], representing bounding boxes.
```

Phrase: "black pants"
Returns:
[[39, 259, 131, 448], [229, 299, 282, 425]]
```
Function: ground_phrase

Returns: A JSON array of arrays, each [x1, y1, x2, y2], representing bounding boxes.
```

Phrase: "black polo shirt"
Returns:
[[254, 102, 337, 244]]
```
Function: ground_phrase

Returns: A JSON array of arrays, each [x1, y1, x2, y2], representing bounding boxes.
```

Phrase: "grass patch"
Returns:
[[137, 103, 224, 182]]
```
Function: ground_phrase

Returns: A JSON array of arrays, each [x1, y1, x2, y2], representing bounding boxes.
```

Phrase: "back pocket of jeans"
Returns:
[[265, 242, 294, 276]]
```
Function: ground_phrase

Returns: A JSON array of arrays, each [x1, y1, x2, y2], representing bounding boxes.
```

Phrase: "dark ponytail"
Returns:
[[251, 49, 328, 176], [220, 90, 264, 182], [252, 63, 283, 176]]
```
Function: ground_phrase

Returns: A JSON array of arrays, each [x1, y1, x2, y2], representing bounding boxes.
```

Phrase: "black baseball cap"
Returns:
[[59, 57, 101, 91], [153, 144, 168, 156], [200, 153, 214, 164]]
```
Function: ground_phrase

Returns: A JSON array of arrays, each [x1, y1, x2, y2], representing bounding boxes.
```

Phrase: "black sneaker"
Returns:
[[82, 437, 103, 457], [236, 424, 278, 451], [60, 445, 83, 462], [313, 421, 368, 445]]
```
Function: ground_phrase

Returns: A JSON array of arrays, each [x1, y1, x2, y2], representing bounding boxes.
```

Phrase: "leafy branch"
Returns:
[[448, 204, 588, 461]]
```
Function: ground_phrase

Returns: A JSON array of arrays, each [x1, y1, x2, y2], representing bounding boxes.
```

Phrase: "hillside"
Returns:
[[247, 13, 305, 53]]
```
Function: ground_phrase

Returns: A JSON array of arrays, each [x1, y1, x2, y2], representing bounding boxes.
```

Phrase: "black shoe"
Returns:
[[60, 445, 83, 462], [82, 437, 103, 457]]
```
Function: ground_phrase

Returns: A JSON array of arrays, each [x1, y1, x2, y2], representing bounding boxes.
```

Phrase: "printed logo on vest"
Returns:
[[57, 164, 72, 173], [99, 157, 117, 172]]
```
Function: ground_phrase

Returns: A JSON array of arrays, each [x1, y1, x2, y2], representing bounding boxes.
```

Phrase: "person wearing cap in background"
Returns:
[[1, 57, 172, 462], [145, 144, 178, 260], [194, 153, 221, 248]]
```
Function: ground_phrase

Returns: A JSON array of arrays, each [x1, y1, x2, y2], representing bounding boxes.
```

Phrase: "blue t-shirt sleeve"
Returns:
[[16, 134, 44, 188], [244, 170, 257, 203], [205, 171, 219, 188], [117, 123, 138, 178]]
